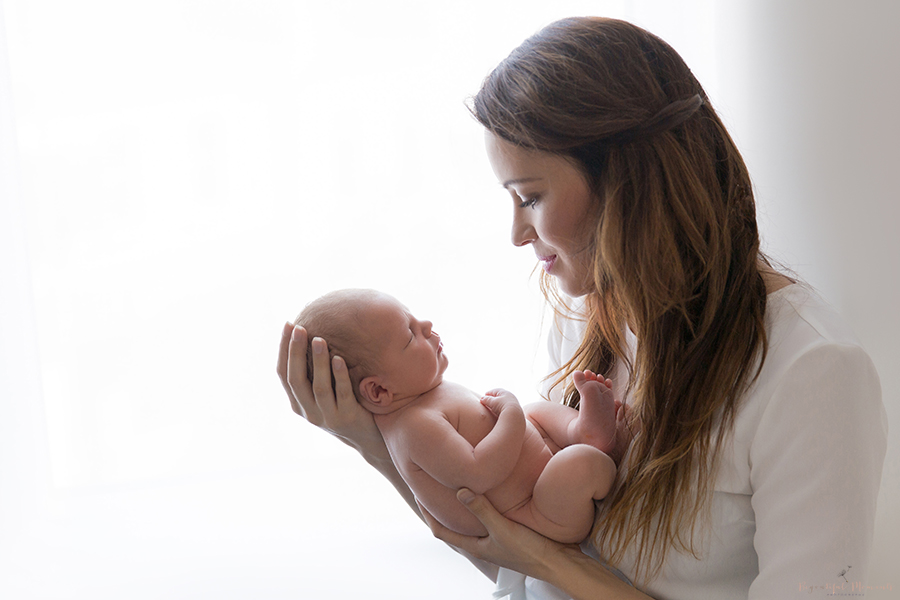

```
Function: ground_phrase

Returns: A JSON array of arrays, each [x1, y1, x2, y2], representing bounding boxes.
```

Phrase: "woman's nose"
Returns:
[[511, 216, 536, 247]]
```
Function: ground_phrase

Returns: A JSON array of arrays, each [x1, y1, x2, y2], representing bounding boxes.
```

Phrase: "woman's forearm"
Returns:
[[361, 443, 500, 583], [279, 325, 498, 580], [541, 546, 654, 600], [353, 436, 422, 518]]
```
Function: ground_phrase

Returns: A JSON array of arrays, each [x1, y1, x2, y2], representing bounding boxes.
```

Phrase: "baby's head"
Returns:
[[294, 289, 448, 413]]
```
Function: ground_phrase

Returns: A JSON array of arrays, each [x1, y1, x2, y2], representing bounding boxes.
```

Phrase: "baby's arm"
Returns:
[[401, 389, 525, 494]]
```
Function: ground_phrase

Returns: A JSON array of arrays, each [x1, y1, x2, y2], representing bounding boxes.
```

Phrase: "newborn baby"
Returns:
[[295, 289, 618, 543]]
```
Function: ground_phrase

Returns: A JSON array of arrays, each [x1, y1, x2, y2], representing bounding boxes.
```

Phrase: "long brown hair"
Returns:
[[472, 17, 768, 581]]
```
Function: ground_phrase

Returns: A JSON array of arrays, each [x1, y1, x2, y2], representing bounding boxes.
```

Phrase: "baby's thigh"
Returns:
[[524, 402, 579, 453], [533, 445, 615, 515], [507, 445, 613, 543]]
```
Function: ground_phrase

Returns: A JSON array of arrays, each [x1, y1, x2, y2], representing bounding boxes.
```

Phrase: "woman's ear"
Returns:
[[359, 376, 393, 409]]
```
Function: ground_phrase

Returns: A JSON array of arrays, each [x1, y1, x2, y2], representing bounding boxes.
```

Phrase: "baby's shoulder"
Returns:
[[398, 381, 480, 425], [386, 389, 466, 435], [429, 381, 482, 411]]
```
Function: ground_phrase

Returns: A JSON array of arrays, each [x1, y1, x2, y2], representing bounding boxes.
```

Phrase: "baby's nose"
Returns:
[[422, 320, 433, 336]]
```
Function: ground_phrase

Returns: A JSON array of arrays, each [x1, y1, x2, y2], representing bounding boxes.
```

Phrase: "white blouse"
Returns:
[[495, 285, 887, 600]]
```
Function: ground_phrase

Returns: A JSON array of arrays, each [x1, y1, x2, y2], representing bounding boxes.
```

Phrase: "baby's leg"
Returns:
[[507, 445, 616, 544], [525, 371, 617, 454], [524, 402, 577, 454], [572, 371, 617, 454]]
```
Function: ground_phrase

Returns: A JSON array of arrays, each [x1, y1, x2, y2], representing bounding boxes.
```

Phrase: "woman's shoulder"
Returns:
[[719, 283, 886, 491], [764, 283, 868, 359], [735, 282, 883, 437]]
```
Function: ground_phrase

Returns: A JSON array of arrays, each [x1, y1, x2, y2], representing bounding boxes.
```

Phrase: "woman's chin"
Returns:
[[557, 277, 593, 298]]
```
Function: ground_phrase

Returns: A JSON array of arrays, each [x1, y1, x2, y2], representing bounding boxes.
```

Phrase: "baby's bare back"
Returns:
[[375, 381, 553, 537]]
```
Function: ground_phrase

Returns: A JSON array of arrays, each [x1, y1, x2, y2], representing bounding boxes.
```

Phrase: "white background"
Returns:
[[1, 1, 898, 598]]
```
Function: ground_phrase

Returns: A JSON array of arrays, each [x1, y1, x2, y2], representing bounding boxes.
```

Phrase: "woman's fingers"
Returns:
[[278, 324, 384, 456], [417, 499, 438, 528], [419, 496, 480, 552], [277, 322, 306, 417], [331, 355, 357, 413], [277, 322, 293, 395], [309, 336, 337, 415], [428, 489, 556, 577], [422, 489, 506, 555], [456, 488, 503, 534], [285, 325, 325, 424]]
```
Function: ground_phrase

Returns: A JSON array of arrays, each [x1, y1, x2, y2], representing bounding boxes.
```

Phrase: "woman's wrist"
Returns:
[[344, 423, 389, 460], [361, 444, 394, 471], [539, 544, 651, 600], [530, 540, 583, 584], [355, 435, 395, 473], [355, 437, 422, 517]]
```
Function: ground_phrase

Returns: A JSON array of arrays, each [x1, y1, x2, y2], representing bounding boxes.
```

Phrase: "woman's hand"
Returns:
[[278, 322, 422, 515], [419, 488, 573, 583], [276, 322, 382, 455], [421, 489, 651, 599]]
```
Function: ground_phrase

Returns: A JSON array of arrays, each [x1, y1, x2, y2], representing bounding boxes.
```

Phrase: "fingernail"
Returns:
[[312, 337, 324, 354], [332, 356, 344, 370], [283, 322, 293, 337], [457, 488, 475, 505], [291, 326, 302, 342]]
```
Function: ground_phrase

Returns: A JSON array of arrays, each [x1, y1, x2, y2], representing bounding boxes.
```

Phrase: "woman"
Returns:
[[277, 17, 886, 600]]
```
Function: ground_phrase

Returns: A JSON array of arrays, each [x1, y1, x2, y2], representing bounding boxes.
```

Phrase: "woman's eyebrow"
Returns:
[[502, 177, 541, 189]]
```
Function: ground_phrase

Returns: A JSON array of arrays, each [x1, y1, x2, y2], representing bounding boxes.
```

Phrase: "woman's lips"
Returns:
[[538, 255, 557, 273]]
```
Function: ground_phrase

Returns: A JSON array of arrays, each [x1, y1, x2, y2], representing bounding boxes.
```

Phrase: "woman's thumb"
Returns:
[[457, 488, 498, 523], [458, 488, 477, 506]]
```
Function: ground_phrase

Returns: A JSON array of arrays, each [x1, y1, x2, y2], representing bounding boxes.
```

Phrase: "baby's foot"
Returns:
[[573, 370, 618, 455]]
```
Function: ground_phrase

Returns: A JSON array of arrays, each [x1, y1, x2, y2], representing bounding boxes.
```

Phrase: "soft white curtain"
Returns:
[[0, 2, 616, 598], [2, 1, 897, 598], [0, 1, 49, 584]]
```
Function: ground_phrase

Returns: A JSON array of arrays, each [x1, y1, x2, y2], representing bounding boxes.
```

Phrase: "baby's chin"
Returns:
[[433, 369, 448, 388]]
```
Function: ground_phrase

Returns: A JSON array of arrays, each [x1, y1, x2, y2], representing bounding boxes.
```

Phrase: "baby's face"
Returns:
[[362, 293, 448, 397]]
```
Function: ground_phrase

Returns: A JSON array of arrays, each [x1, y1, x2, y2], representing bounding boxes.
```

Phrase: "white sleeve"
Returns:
[[542, 307, 571, 402], [547, 316, 563, 371], [748, 343, 887, 598]]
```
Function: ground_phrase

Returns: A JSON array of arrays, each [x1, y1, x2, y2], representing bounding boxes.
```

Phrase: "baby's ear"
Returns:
[[359, 376, 393, 408]]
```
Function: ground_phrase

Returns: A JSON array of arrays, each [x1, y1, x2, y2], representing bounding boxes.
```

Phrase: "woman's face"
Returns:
[[485, 132, 598, 297]]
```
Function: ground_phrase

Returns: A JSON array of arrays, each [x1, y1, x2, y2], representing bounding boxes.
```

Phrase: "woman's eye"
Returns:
[[518, 196, 539, 209]]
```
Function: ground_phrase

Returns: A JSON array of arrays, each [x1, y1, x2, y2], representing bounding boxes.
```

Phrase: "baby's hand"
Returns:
[[480, 388, 520, 416]]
